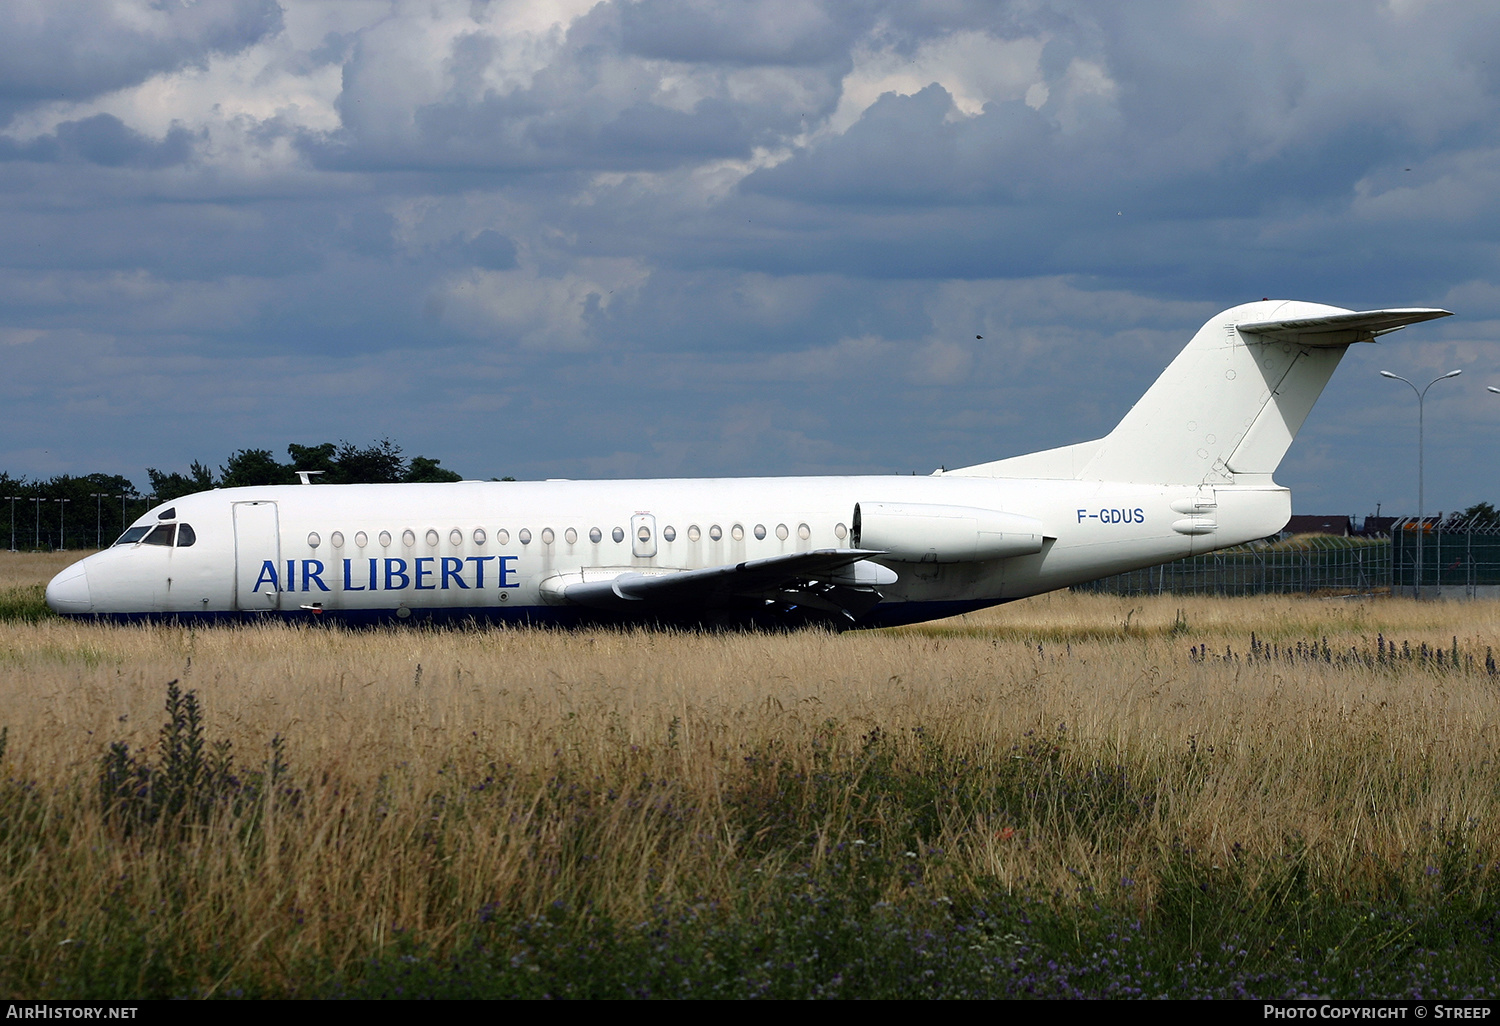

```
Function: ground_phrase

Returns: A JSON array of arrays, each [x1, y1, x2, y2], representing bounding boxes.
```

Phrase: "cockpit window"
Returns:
[[158, 507, 176, 520], [142, 524, 175, 546], [176, 524, 196, 547], [115, 527, 149, 546]]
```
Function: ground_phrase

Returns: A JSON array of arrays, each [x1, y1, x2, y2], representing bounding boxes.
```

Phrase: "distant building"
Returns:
[[1282, 515, 1354, 537], [1359, 515, 1399, 537]]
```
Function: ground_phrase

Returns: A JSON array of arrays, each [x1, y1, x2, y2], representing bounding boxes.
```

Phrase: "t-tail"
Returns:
[[950, 300, 1451, 487]]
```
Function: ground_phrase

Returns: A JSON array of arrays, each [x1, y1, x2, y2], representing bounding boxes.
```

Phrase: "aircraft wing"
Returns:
[[1236, 308, 1451, 346], [549, 548, 895, 622]]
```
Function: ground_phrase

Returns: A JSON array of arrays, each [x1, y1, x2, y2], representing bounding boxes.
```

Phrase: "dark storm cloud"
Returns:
[[460, 230, 519, 271], [711, 3, 1500, 303], [745, 85, 1062, 206], [304, 1, 843, 173], [382, 92, 757, 171], [617, 0, 861, 66], [0, 0, 282, 105], [0, 179, 393, 280], [0, 114, 199, 167]]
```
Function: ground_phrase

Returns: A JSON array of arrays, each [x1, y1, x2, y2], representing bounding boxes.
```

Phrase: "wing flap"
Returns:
[[554, 548, 893, 621], [1236, 308, 1451, 346]]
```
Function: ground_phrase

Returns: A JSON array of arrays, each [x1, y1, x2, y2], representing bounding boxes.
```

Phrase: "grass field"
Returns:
[[3, 551, 1500, 998]]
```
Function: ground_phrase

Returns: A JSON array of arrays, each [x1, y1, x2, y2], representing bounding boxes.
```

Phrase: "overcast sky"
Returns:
[[3, 0, 1498, 516]]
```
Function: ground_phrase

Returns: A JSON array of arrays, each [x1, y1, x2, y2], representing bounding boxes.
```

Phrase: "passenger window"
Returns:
[[177, 524, 197, 547], [753, 525, 766, 540], [143, 524, 175, 546], [663, 526, 676, 542], [115, 527, 149, 546], [589, 527, 602, 543], [612, 527, 625, 543]]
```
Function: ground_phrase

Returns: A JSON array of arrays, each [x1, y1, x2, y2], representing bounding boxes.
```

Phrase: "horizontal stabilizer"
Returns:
[[554, 548, 893, 621], [1236, 308, 1451, 346]]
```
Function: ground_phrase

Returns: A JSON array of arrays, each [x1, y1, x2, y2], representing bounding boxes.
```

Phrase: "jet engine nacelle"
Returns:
[[852, 502, 1045, 563]]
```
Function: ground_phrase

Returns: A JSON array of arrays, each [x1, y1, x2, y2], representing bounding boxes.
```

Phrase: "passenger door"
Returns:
[[233, 501, 280, 611]]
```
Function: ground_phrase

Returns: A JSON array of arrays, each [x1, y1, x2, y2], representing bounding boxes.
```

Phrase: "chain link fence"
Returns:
[[1077, 522, 1500, 597], [1391, 516, 1500, 595], [1073, 535, 1392, 597]]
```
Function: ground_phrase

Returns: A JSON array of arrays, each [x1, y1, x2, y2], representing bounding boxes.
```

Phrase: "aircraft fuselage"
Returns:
[[46, 474, 1287, 628]]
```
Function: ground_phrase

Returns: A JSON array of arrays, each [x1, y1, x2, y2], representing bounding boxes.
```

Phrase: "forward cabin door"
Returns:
[[233, 501, 281, 612]]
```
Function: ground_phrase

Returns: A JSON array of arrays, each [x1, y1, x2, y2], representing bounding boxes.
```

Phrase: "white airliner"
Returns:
[[46, 300, 1449, 629]]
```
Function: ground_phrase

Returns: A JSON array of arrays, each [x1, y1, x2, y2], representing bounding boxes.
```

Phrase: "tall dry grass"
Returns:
[[0, 550, 91, 591], [2, 547, 1499, 994]]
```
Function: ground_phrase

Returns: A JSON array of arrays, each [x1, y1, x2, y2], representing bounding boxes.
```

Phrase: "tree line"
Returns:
[[2, 439, 483, 552]]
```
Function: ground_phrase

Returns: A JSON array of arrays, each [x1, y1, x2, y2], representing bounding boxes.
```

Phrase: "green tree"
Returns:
[[220, 449, 295, 488], [67, 473, 140, 548], [283, 439, 407, 484], [1, 473, 140, 550], [404, 456, 462, 483], [1460, 501, 1500, 526], [332, 439, 406, 484], [285, 442, 338, 482], [146, 461, 217, 504]]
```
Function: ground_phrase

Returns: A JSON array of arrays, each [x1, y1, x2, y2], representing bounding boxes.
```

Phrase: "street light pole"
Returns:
[[55, 498, 70, 551], [90, 492, 105, 549], [1380, 368, 1463, 597], [4, 496, 19, 552], [30, 497, 43, 550]]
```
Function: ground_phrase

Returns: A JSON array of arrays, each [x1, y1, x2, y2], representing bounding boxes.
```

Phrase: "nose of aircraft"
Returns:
[[45, 562, 92, 614]]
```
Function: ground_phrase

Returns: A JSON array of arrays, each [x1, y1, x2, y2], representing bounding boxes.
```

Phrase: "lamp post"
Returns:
[[30, 497, 43, 550], [1380, 368, 1463, 597], [55, 498, 70, 551], [4, 496, 19, 552], [90, 492, 107, 549]]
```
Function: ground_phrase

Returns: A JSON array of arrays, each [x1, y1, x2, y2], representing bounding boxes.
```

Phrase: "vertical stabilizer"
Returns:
[[1072, 301, 1449, 485]]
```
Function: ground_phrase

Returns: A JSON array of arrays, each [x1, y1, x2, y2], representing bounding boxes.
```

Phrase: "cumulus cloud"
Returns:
[[0, 0, 281, 107], [0, 113, 199, 167], [301, 0, 841, 173], [430, 257, 652, 351]]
